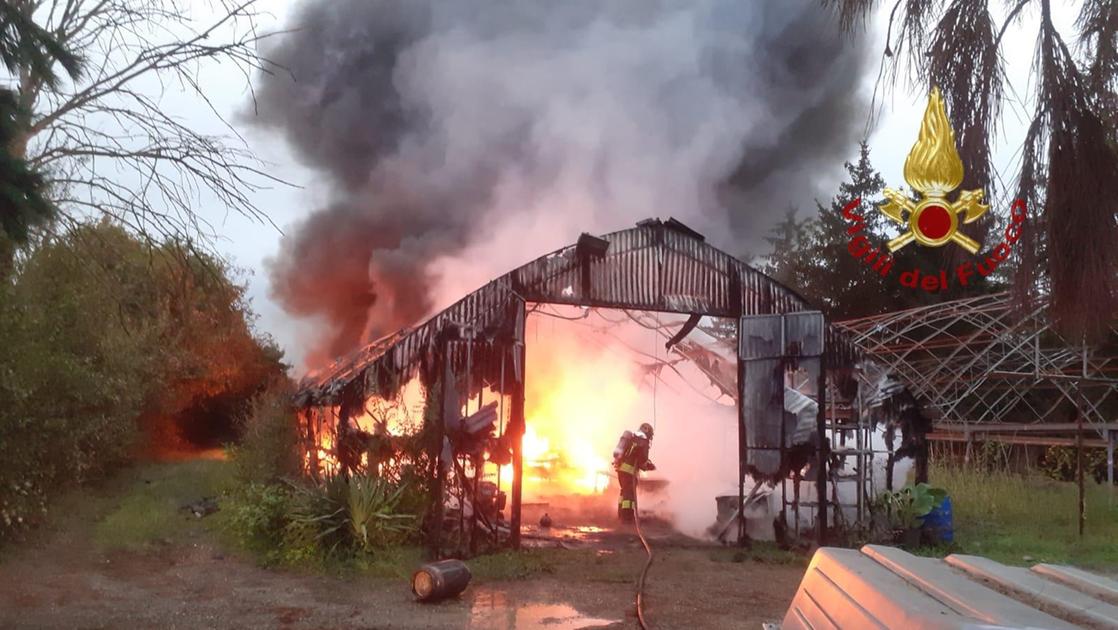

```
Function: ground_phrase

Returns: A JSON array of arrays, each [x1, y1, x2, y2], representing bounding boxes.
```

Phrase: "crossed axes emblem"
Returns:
[[878, 88, 988, 254]]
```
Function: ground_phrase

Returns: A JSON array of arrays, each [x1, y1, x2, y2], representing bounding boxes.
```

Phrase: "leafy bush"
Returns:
[[230, 381, 302, 483], [881, 483, 947, 529], [224, 473, 420, 565], [1040, 446, 1109, 483], [224, 482, 299, 565], [0, 221, 284, 542]]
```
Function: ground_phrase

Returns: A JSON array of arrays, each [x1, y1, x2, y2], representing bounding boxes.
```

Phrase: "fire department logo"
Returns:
[[879, 88, 988, 254]]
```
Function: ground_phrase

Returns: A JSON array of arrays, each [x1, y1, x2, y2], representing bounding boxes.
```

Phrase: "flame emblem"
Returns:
[[879, 88, 988, 253]]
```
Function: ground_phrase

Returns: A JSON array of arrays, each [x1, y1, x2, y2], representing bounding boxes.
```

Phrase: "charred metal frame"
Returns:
[[837, 292, 1118, 431], [294, 219, 859, 555], [738, 312, 827, 545], [836, 293, 1118, 534]]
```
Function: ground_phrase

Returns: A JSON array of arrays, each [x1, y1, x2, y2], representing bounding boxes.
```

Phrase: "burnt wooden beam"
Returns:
[[508, 300, 527, 549]]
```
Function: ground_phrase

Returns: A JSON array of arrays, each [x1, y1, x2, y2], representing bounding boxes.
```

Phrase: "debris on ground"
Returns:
[[181, 497, 218, 519]]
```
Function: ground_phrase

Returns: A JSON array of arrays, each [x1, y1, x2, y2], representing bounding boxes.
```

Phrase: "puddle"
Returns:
[[468, 586, 620, 629]]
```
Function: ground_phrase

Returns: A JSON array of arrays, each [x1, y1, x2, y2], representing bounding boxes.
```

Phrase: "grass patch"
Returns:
[[930, 463, 1118, 570], [93, 459, 236, 550], [348, 546, 427, 579], [708, 542, 806, 566], [467, 548, 564, 580]]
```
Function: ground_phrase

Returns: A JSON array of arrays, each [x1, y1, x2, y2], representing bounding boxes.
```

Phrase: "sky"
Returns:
[[176, 0, 1077, 369]]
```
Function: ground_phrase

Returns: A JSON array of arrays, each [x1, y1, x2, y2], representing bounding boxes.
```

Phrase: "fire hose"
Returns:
[[633, 485, 653, 630]]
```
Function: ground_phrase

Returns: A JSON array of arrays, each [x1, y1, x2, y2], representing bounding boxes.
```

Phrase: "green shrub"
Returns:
[[286, 474, 350, 557], [224, 473, 420, 566], [224, 482, 297, 564], [1040, 446, 1108, 483], [880, 483, 948, 529], [230, 381, 302, 483], [0, 221, 285, 543], [346, 475, 416, 551]]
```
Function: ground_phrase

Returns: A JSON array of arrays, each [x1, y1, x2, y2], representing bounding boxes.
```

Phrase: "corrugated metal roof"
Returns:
[[297, 219, 859, 406]]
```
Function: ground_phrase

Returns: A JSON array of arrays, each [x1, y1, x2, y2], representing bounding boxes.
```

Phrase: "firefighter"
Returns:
[[614, 422, 656, 523]]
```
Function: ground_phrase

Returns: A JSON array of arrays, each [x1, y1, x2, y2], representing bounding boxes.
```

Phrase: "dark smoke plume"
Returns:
[[251, 0, 870, 363]]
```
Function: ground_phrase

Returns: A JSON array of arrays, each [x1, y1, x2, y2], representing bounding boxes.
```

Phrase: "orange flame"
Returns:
[[303, 316, 645, 500]]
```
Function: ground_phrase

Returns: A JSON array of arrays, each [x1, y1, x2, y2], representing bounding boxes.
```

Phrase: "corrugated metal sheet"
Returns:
[[783, 545, 1108, 629], [297, 219, 860, 406]]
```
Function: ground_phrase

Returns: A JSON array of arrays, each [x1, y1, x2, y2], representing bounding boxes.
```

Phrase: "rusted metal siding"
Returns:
[[297, 219, 860, 406]]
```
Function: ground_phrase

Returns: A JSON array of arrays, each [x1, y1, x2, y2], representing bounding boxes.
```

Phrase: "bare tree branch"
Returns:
[[6, 0, 291, 245]]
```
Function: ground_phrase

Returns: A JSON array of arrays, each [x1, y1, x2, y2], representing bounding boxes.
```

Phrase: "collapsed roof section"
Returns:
[[295, 218, 859, 407]]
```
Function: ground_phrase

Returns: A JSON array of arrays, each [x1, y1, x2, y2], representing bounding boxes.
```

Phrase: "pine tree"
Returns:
[[765, 142, 893, 320], [765, 142, 1005, 321]]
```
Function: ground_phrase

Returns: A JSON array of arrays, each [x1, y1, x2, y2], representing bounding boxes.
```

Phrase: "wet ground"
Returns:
[[0, 539, 805, 629], [0, 465, 806, 628], [468, 585, 622, 629]]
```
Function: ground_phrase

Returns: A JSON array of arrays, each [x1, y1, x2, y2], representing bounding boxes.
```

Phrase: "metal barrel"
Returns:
[[412, 559, 472, 602]]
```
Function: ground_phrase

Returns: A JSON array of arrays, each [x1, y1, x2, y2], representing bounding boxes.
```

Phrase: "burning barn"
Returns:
[[293, 218, 914, 555]]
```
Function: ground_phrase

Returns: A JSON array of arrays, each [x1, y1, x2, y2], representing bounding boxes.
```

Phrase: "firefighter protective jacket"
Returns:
[[616, 434, 653, 475]]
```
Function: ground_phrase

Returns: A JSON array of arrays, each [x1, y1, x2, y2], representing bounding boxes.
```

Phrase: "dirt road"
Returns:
[[0, 542, 804, 628], [0, 463, 805, 629]]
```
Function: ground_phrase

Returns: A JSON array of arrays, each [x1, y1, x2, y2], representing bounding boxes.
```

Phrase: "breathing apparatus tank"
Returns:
[[612, 430, 634, 469]]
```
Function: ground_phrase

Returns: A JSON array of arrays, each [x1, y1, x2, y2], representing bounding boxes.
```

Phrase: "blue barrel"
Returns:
[[922, 496, 954, 544]]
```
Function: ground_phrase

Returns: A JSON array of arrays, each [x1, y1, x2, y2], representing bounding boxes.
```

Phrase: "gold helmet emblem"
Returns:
[[879, 88, 988, 253]]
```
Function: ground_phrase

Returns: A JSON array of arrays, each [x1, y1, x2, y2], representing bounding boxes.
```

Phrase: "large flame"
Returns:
[[903, 87, 964, 196], [302, 319, 643, 500], [515, 327, 641, 497]]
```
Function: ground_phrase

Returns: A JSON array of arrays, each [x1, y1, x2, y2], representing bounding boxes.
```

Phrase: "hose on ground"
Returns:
[[633, 487, 653, 630]]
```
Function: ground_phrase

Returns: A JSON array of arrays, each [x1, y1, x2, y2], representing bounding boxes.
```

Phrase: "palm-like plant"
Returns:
[[0, 1, 83, 249], [346, 475, 416, 552], [826, 0, 1118, 340], [0, 2, 83, 90], [285, 474, 417, 557], [1, 89, 53, 247]]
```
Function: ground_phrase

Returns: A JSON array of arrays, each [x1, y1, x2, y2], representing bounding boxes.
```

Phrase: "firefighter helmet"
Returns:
[[639, 422, 654, 440]]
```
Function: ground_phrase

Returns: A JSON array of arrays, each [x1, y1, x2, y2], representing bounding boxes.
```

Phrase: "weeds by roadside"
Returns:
[[93, 460, 235, 551], [707, 543, 805, 567], [930, 462, 1118, 569]]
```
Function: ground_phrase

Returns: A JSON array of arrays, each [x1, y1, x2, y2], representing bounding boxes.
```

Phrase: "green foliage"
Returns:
[[286, 474, 350, 557], [931, 462, 1118, 569], [0, 3, 83, 250], [763, 142, 1004, 319], [0, 220, 285, 542], [0, 90, 54, 248], [230, 380, 302, 483], [225, 472, 420, 566], [0, 3, 84, 89], [1040, 446, 1109, 484], [880, 483, 947, 529], [346, 475, 416, 552], [225, 482, 301, 565]]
